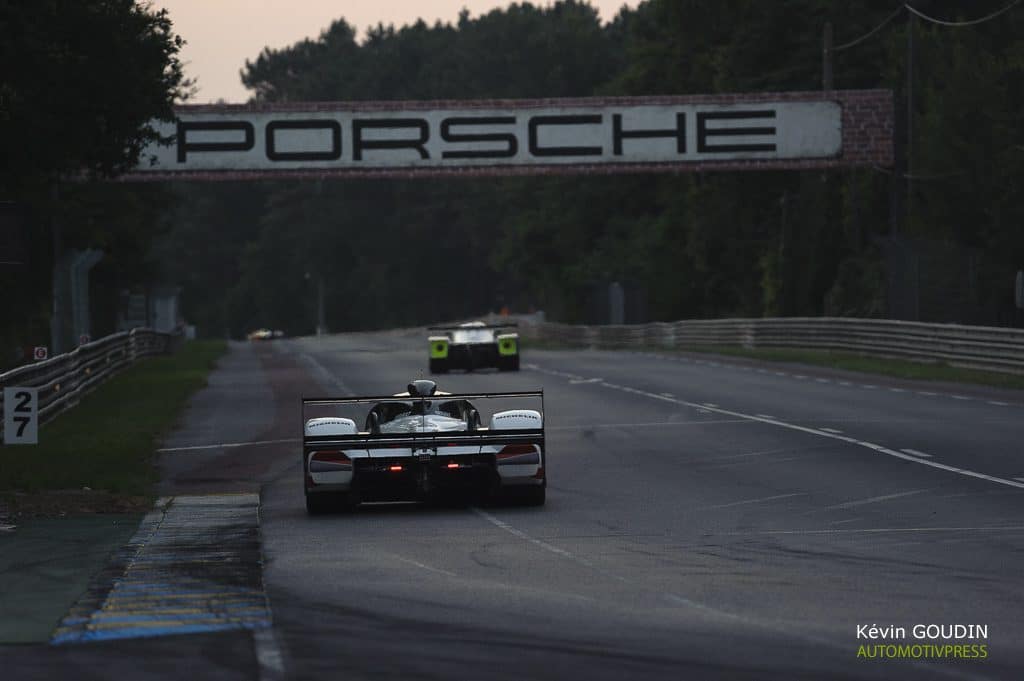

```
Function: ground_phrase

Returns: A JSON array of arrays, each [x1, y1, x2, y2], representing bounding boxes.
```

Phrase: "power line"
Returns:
[[833, 5, 905, 52], [833, 1, 1021, 53], [905, 0, 1021, 27]]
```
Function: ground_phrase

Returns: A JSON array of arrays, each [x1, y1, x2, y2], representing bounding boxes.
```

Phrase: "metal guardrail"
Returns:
[[0, 328, 176, 437], [514, 317, 1024, 375]]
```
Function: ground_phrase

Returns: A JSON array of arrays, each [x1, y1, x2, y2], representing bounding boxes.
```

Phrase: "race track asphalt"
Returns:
[[5, 331, 1022, 680], [260, 332, 1024, 681]]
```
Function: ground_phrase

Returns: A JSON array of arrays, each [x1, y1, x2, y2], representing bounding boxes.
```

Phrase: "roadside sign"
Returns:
[[3, 387, 38, 445], [32, 346, 48, 361]]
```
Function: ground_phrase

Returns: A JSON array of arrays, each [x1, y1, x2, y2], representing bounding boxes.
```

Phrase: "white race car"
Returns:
[[302, 379, 545, 513]]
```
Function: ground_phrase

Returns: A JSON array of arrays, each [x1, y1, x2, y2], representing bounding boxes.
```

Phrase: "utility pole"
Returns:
[[822, 22, 834, 90], [317, 275, 325, 336], [50, 182, 65, 355], [906, 11, 915, 233]]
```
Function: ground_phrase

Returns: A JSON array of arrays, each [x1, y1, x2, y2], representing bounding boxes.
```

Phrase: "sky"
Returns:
[[155, 1, 639, 103]]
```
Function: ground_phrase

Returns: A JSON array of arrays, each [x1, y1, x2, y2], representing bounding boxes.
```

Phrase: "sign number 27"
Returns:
[[3, 387, 38, 445]]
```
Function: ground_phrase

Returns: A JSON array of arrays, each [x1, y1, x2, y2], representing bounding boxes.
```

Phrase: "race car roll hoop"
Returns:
[[301, 380, 545, 513]]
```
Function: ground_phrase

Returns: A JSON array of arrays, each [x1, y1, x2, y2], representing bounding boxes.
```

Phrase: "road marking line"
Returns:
[[793, 375, 807, 380], [861, 384, 878, 389], [392, 555, 458, 577], [950, 395, 973, 401], [1014, 478, 1024, 483], [547, 419, 751, 431], [254, 628, 286, 681], [755, 414, 775, 419], [158, 438, 298, 453], [822, 489, 928, 511], [889, 387, 907, 393], [660, 392, 674, 397], [530, 363, 1024, 491], [726, 525, 1024, 536], [569, 377, 602, 384], [694, 492, 806, 511], [297, 352, 353, 395], [815, 378, 831, 384], [819, 427, 844, 434], [989, 401, 1010, 406], [918, 391, 938, 396], [838, 381, 852, 386], [702, 402, 719, 408], [471, 508, 572, 558], [901, 448, 932, 458]]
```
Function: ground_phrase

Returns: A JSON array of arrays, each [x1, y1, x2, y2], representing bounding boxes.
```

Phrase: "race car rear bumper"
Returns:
[[342, 454, 500, 502]]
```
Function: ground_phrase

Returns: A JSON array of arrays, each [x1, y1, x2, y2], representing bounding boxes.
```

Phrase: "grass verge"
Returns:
[[1, 340, 226, 513]]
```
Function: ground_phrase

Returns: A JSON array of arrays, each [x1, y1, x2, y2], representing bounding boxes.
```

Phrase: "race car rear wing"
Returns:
[[302, 390, 544, 451], [427, 323, 518, 331]]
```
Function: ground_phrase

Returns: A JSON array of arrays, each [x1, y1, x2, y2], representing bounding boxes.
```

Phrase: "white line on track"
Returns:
[[254, 628, 287, 681], [755, 414, 775, 419], [546, 419, 751, 432], [528, 364, 1024, 490], [1015, 478, 1024, 484], [297, 351, 354, 396], [158, 438, 299, 453], [726, 525, 1024, 536], [818, 427, 844, 434], [693, 492, 807, 511], [701, 402, 719, 408], [989, 401, 1010, 407], [821, 489, 929, 511], [900, 448, 932, 458], [569, 377, 603, 384], [392, 555, 458, 577], [471, 508, 573, 559]]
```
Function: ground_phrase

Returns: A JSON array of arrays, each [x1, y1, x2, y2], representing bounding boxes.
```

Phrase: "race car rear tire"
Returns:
[[429, 358, 449, 374], [498, 355, 520, 371], [305, 492, 352, 515]]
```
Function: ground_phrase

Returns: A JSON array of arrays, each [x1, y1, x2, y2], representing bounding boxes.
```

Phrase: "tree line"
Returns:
[[3, 1, 1023, 355]]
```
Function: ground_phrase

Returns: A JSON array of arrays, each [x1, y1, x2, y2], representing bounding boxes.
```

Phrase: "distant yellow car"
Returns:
[[247, 329, 283, 341]]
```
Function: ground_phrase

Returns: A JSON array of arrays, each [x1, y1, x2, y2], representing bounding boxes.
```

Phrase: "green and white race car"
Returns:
[[427, 321, 519, 373]]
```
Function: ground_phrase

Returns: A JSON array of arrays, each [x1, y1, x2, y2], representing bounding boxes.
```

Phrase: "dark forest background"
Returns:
[[4, 0, 1024, 352]]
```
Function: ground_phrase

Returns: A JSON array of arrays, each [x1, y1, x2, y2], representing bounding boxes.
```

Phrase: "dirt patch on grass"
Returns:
[[0, 490, 153, 520]]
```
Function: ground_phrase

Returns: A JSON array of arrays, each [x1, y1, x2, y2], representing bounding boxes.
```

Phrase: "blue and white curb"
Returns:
[[52, 494, 272, 643]]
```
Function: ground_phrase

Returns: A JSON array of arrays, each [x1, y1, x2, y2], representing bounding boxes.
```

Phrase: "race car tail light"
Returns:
[[447, 462, 460, 469], [389, 465, 404, 472], [311, 450, 351, 464]]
